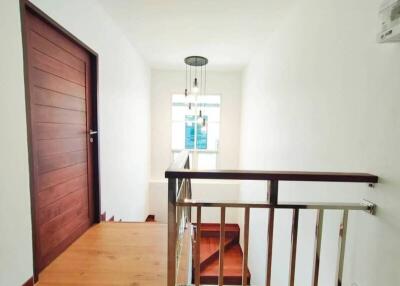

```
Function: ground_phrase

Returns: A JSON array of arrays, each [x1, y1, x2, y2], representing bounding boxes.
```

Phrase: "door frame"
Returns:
[[19, 0, 101, 281]]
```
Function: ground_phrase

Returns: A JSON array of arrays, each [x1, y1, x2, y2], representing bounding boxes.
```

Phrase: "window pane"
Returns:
[[185, 115, 196, 149], [171, 122, 185, 150], [207, 122, 219, 150], [197, 95, 220, 105], [196, 115, 208, 150], [171, 94, 220, 170], [197, 153, 217, 169], [172, 94, 196, 121], [202, 105, 220, 122], [197, 95, 220, 122]]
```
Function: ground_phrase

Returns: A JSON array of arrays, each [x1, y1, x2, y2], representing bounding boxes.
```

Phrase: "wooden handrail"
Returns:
[[166, 168, 378, 183], [165, 150, 378, 183]]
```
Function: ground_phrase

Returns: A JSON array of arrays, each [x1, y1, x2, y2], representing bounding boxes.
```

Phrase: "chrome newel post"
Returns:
[[168, 178, 177, 286]]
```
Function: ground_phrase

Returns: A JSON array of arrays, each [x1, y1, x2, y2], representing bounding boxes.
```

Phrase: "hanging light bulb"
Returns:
[[184, 56, 208, 112], [192, 78, 199, 93], [197, 110, 203, 124], [184, 89, 189, 106], [184, 57, 208, 93], [201, 118, 207, 132]]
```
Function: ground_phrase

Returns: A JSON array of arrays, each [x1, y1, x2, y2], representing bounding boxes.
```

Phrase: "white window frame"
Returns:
[[171, 94, 221, 169]]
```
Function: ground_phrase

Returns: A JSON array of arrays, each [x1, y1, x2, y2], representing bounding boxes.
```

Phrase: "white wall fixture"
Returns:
[[378, 0, 400, 42]]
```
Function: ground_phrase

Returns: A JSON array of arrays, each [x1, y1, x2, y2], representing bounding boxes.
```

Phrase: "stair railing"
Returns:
[[168, 151, 192, 285], [166, 151, 378, 286]]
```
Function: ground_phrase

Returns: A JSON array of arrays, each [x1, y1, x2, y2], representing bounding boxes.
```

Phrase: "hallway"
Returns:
[[1, 0, 399, 285], [37, 223, 167, 285]]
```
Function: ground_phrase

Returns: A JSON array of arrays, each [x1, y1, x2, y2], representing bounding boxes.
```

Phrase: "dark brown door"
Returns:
[[24, 8, 97, 272]]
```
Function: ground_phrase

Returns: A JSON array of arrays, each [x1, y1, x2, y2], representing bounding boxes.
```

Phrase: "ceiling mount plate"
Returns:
[[184, 56, 208, 67]]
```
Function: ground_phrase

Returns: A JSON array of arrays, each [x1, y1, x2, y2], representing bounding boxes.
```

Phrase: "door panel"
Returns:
[[33, 88, 86, 112], [38, 150, 87, 174], [37, 175, 87, 209], [36, 122, 87, 140], [24, 9, 96, 273]]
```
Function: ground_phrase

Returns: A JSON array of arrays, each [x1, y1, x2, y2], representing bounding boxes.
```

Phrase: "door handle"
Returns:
[[89, 130, 98, 143]]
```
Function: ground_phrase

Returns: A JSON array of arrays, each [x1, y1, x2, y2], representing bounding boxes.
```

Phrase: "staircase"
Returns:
[[193, 223, 251, 285]]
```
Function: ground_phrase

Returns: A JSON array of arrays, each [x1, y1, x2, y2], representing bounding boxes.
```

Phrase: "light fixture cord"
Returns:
[[198, 63, 202, 117], [205, 63, 207, 95], [200, 64, 203, 95]]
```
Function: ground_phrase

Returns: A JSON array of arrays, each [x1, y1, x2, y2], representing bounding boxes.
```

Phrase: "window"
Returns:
[[171, 94, 220, 169]]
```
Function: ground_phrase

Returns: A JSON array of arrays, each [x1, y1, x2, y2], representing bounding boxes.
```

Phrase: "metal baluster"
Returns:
[[195, 206, 202, 286], [188, 178, 192, 222], [167, 178, 177, 286], [183, 179, 190, 225], [335, 210, 348, 286], [311, 209, 324, 286], [242, 207, 250, 286], [266, 180, 278, 286], [266, 208, 275, 286], [219, 207, 226, 286], [289, 209, 299, 286]]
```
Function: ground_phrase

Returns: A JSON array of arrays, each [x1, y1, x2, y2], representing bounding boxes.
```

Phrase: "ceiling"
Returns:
[[98, 0, 294, 70]]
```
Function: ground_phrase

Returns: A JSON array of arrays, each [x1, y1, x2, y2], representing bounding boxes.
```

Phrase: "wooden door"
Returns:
[[23, 7, 98, 273]]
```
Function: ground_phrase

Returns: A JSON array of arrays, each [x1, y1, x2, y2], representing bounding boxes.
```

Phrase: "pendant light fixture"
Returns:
[[184, 56, 208, 127]]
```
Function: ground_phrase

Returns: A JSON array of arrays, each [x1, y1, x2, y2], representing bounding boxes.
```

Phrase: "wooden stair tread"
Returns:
[[200, 244, 250, 285], [200, 237, 236, 269], [201, 244, 248, 276], [194, 223, 250, 285], [196, 223, 240, 236]]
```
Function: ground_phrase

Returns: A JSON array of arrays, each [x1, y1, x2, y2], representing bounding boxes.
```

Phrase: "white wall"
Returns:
[[240, 0, 400, 285], [32, 0, 152, 222], [149, 70, 242, 223], [0, 0, 151, 283], [0, 1, 34, 284]]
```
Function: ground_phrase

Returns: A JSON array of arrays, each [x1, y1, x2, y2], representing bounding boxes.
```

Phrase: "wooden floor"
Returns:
[[37, 222, 167, 285]]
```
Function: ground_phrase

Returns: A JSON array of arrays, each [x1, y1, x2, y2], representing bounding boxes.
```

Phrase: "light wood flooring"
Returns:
[[37, 222, 167, 286]]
